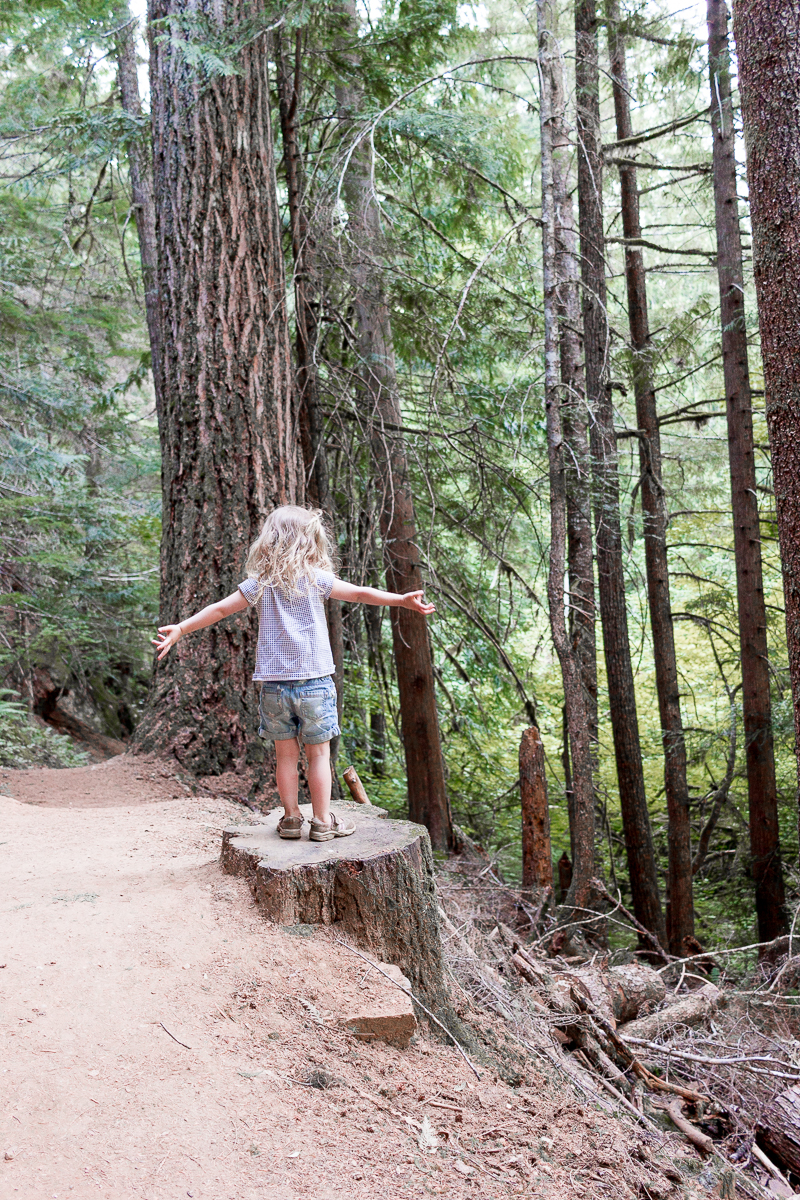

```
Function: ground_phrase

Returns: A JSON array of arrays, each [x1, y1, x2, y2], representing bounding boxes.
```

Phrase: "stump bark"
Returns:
[[520, 726, 553, 889], [220, 802, 446, 1009]]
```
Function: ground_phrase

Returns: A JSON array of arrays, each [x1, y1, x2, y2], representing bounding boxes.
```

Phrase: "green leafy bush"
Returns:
[[0, 690, 88, 768]]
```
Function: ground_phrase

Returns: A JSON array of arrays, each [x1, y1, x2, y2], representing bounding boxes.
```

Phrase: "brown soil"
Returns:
[[0, 756, 703, 1199]]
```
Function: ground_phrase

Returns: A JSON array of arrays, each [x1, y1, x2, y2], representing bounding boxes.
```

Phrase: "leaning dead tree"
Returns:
[[575, 0, 665, 944], [538, 0, 596, 920], [135, 0, 300, 773], [707, 0, 785, 944]]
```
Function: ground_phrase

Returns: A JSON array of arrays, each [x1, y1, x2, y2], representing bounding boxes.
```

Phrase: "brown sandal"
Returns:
[[277, 813, 304, 840], [309, 811, 356, 842]]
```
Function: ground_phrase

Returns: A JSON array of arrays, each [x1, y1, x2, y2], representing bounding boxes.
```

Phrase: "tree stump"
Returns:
[[520, 726, 553, 889], [220, 802, 447, 1009]]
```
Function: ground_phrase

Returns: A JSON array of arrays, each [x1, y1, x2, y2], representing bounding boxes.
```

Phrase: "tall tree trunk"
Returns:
[[134, 0, 300, 773], [335, 8, 452, 850], [275, 31, 328, 510], [275, 32, 344, 794], [576, 0, 665, 942], [606, 0, 694, 954], [733, 0, 800, 859], [552, 50, 599, 805], [539, 0, 596, 917], [114, 5, 164, 425], [708, 0, 786, 943]]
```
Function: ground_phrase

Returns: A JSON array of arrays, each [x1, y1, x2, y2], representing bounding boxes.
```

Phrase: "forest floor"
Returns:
[[0, 755, 708, 1200]]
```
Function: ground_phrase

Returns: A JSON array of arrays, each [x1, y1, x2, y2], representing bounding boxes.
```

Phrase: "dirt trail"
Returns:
[[1, 757, 698, 1200]]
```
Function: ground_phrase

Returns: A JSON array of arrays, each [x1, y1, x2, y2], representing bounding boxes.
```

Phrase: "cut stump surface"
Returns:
[[220, 802, 446, 1008]]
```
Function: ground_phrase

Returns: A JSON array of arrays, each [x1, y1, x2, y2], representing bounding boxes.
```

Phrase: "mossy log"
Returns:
[[220, 801, 446, 1009]]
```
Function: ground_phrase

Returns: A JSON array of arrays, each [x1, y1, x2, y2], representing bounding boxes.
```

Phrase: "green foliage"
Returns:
[[0, 0, 160, 746], [0, 690, 89, 768]]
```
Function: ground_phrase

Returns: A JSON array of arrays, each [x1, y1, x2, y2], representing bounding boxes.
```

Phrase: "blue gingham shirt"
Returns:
[[238, 570, 336, 682]]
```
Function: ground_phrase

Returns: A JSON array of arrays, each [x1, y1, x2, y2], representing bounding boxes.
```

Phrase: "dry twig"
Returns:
[[666, 1099, 713, 1155]]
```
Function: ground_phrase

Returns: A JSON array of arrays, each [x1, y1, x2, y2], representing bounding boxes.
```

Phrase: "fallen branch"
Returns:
[[352, 1084, 423, 1133], [574, 1050, 659, 1132], [625, 1037, 800, 1083], [590, 878, 671, 963], [569, 987, 706, 1103], [342, 766, 370, 805], [751, 1142, 792, 1188], [655, 937, 785, 974], [158, 1022, 192, 1050], [334, 938, 481, 1079], [666, 1099, 713, 1155]]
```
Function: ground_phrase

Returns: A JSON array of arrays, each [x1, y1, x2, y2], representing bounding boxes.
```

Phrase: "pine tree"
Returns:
[[606, 0, 694, 953], [576, 0, 665, 943], [133, 0, 300, 773], [708, 0, 785, 944]]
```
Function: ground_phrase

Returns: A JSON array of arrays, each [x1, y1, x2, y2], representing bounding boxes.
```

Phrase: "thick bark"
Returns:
[[576, 0, 665, 943], [335, 13, 452, 851], [732, 0, 800, 852], [275, 33, 343, 796], [134, 0, 300, 772], [708, 0, 786, 942], [539, 0, 596, 917], [520, 726, 553, 889], [114, 6, 164, 424], [606, 0, 694, 953], [552, 56, 599, 797]]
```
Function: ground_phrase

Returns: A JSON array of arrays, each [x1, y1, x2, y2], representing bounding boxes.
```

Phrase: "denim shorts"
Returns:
[[258, 676, 340, 745]]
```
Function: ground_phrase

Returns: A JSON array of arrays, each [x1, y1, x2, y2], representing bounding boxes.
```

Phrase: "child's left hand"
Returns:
[[401, 590, 436, 615], [152, 624, 183, 660]]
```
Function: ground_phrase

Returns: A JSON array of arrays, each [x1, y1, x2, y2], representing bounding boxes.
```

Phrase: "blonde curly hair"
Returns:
[[244, 506, 335, 599]]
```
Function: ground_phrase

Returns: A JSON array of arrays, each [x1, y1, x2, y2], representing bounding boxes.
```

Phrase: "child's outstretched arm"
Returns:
[[330, 579, 436, 615], [152, 590, 249, 660]]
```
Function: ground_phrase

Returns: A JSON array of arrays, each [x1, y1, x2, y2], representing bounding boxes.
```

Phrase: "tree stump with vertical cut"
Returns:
[[520, 726, 553, 889], [220, 801, 447, 1009]]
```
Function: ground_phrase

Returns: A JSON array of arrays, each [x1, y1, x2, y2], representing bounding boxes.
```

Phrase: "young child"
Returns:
[[153, 505, 435, 841]]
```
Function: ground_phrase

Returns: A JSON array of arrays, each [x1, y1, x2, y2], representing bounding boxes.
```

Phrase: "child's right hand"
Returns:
[[152, 624, 183, 660]]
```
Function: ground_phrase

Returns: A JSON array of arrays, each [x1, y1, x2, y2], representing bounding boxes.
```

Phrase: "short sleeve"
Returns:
[[238, 578, 260, 606], [315, 570, 335, 599]]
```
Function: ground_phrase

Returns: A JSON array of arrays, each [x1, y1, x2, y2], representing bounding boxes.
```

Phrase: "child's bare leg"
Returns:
[[306, 740, 332, 824], [275, 737, 301, 817]]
